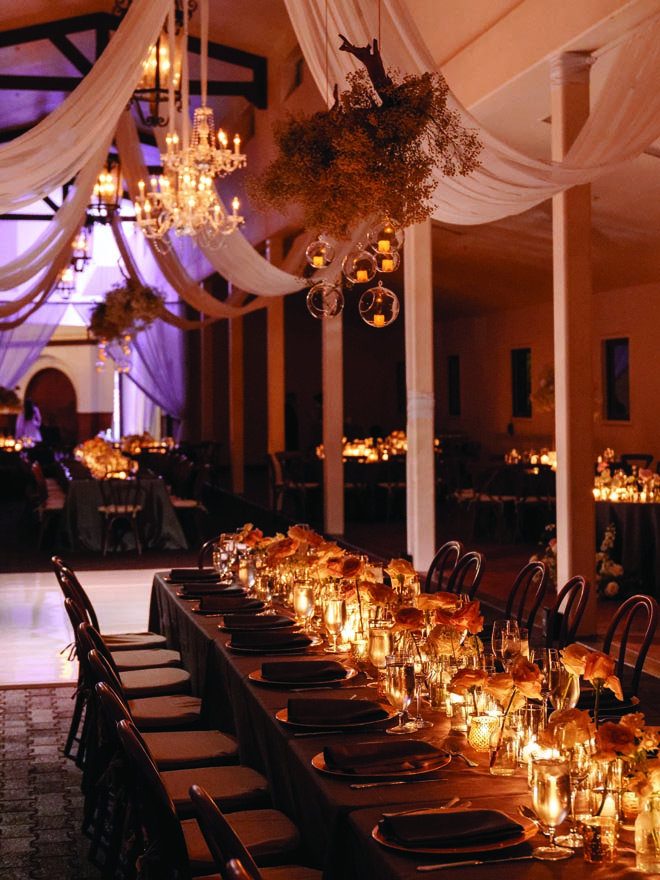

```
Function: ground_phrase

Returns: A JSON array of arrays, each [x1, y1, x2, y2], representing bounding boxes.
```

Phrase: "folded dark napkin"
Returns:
[[229, 630, 312, 650], [222, 614, 294, 631], [288, 698, 389, 726], [182, 583, 245, 595], [324, 739, 445, 774], [198, 596, 264, 613], [169, 568, 220, 581], [378, 809, 524, 848], [262, 659, 348, 682]]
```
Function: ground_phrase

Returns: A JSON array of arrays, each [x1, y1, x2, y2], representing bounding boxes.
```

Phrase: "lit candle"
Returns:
[[381, 257, 394, 271], [356, 269, 368, 283], [232, 197, 240, 215], [233, 134, 241, 154], [378, 239, 391, 253], [313, 255, 324, 267], [373, 314, 386, 327]]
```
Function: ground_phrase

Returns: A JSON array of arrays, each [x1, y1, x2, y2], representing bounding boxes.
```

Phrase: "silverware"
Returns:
[[290, 686, 338, 692], [449, 751, 479, 768], [383, 797, 463, 817], [349, 777, 448, 789], [417, 856, 535, 871]]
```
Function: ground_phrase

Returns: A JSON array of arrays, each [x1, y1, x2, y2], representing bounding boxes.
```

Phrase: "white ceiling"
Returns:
[[1, 0, 660, 320]]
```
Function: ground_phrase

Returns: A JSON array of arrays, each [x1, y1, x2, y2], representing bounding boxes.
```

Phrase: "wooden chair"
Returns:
[[171, 463, 210, 546], [424, 540, 464, 593], [30, 459, 66, 549], [189, 783, 322, 880], [446, 550, 484, 599], [504, 561, 548, 633], [98, 475, 143, 554], [198, 533, 223, 569], [543, 576, 590, 649], [116, 718, 306, 880], [274, 451, 321, 521]]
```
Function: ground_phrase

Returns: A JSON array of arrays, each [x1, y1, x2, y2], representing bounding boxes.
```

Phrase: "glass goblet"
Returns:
[[530, 757, 573, 859], [555, 741, 591, 848], [535, 647, 559, 723], [491, 620, 520, 670], [384, 656, 416, 734], [323, 597, 346, 652], [292, 582, 316, 632], [411, 644, 433, 729], [367, 626, 393, 691]]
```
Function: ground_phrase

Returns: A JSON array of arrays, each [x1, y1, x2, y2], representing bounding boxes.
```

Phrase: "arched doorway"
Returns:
[[26, 368, 78, 446]]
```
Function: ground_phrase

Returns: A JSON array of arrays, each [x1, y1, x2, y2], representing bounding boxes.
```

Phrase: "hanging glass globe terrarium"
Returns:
[[305, 235, 336, 269], [374, 249, 401, 274], [341, 244, 377, 285], [358, 281, 400, 328], [367, 217, 405, 256], [306, 282, 344, 319]]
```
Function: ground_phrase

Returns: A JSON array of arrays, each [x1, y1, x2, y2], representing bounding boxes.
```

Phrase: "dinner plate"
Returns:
[[226, 635, 323, 654], [248, 666, 358, 687], [278, 705, 398, 729], [371, 809, 537, 854], [311, 750, 450, 778], [219, 618, 298, 634]]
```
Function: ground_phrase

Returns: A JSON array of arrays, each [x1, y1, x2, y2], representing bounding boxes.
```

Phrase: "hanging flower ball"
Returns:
[[367, 218, 405, 254], [358, 281, 400, 328], [306, 282, 344, 319]]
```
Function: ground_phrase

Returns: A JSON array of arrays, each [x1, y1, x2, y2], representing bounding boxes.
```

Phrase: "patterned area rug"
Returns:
[[0, 685, 101, 880]]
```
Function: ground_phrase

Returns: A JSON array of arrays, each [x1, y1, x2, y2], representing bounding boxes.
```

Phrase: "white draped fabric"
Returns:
[[130, 314, 187, 432], [284, 0, 660, 225], [0, 303, 69, 389], [0, 0, 169, 213]]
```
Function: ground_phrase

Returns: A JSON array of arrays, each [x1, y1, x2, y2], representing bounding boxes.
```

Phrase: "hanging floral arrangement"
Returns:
[[248, 36, 483, 240], [88, 278, 164, 344], [0, 386, 21, 411], [531, 364, 555, 413]]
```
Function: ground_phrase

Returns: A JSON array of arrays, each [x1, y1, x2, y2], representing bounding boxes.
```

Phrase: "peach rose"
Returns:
[[236, 523, 264, 547], [594, 721, 639, 760], [362, 580, 395, 607], [511, 656, 543, 701], [485, 672, 515, 706], [584, 651, 624, 700], [541, 708, 592, 748], [560, 644, 591, 678], [450, 600, 484, 635], [288, 524, 325, 547], [392, 606, 425, 632], [427, 624, 461, 655], [386, 558, 418, 583], [266, 537, 299, 559], [323, 555, 363, 579], [449, 668, 488, 695]]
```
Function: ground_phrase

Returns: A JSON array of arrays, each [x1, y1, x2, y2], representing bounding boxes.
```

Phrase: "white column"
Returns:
[[228, 306, 245, 496], [551, 52, 597, 634], [404, 220, 436, 571], [322, 313, 344, 535]]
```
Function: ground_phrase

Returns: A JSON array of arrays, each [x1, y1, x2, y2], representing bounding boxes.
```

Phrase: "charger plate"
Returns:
[[311, 749, 449, 778], [248, 667, 358, 687]]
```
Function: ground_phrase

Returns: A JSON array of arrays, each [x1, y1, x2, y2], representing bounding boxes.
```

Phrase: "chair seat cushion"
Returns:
[[164, 766, 269, 816], [142, 729, 239, 769], [110, 648, 181, 671], [128, 694, 202, 729], [102, 631, 168, 651], [182, 809, 302, 874], [120, 667, 191, 698]]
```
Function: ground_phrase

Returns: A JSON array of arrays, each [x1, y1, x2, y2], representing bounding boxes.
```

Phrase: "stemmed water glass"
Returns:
[[491, 620, 520, 670], [555, 739, 591, 848], [530, 757, 573, 859], [323, 596, 346, 652], [410, 643, 433, 729], [367, 626, 393, 692], [292, 581, 316, 632], [384, 655, 416, 734], [535, 648, 560, 723]]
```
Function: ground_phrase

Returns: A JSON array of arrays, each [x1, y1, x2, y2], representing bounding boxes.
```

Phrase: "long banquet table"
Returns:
[[149, 573, 642, 879]]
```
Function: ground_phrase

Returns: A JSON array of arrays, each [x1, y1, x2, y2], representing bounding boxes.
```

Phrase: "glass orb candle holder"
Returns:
[[367, 217, 405, 254], [306, 282, 344, 319], [305, 235, 336, 269], [359, 282, 400, 328], [341, 245, 377, 285], [375, 249, 400, 273]]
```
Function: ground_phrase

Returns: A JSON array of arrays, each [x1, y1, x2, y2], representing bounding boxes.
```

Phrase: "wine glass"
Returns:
[[555, 740, 591, 848], [535, 648, 559, 723], [367, 626, 393, 691], [292, 582, 316, 632], [410, 643, 433, 730], [530, 757, 573, 859], [384, 656, 416, 734], [549, 667, 580, 712], [323, 597, 346, 652], [491, 620, 520, 670]]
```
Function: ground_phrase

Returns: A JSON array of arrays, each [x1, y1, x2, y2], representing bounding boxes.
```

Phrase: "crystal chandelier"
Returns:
[[134, 0, 245, 245]]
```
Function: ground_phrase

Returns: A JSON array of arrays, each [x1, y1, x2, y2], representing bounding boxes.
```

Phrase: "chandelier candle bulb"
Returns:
[[234, 134, 241, 154]]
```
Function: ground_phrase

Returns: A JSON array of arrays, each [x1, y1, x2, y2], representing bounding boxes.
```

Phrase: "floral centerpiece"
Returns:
[[74, 436, 137, 479]]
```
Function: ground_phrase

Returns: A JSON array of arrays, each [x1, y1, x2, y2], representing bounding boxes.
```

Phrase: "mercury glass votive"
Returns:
[[468, 714, 499, 752]]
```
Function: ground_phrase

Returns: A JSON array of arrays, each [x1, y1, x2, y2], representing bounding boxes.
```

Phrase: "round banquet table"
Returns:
[[596, 500, 660, 596]]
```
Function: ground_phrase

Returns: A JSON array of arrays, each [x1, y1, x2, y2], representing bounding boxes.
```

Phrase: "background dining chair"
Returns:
[[446, 550, 484, 599], [504, 560, 548, 633], [189, 783, 322, 880], [116, 718, 307, 880], [543, 575, 590, 649], [97, 475, 144, 555], [199, 533, 223, 568], [423, 540, 464, 593], [620, 453, 654, 473], [30, 459, 66, 549], [171, 463, 211, 546]]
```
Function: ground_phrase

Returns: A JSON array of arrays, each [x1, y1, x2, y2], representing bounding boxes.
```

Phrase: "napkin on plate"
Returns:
[[182, 583, 245, 596], [229, 630, 313, 650], [323, 739, 445, 773], [222, 614, 294, 631], [288, 698, 389, 726], [198, 596, 264, 613], [169, 568, 220, 582], [261, 659, 348, 682], [378, 809, 524, 848]]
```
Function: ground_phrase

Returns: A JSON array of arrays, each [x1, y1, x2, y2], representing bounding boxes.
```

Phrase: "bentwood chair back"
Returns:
[[424, 540, 464, 593], [199, 534, 223, 569], [226, 860, 255, 880], [602, 594, 659, 700], [446, 550, 484, 599], [544, 575, 590, 649], [98, 475, 143, 555], [504, 561, 548, 633]]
